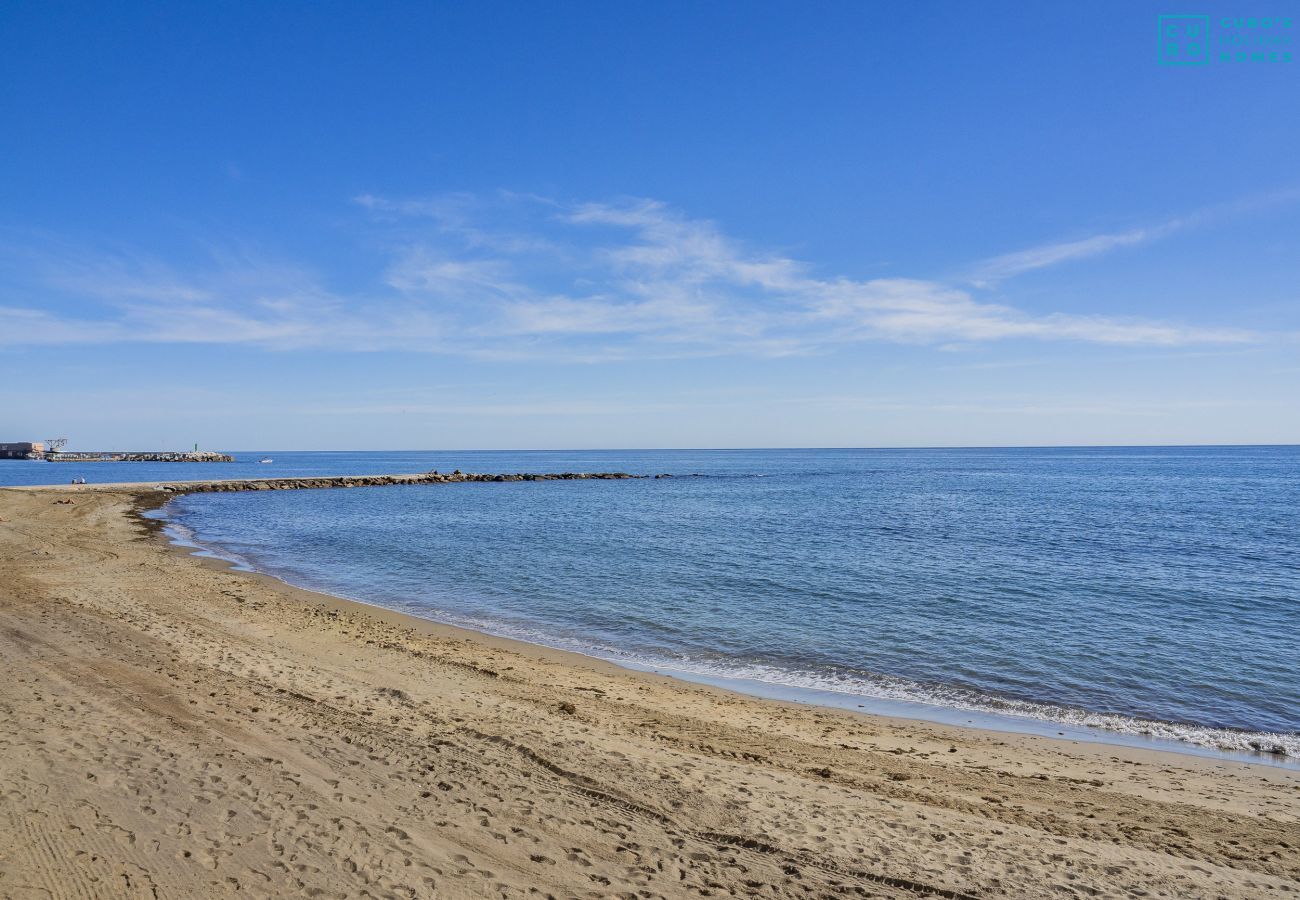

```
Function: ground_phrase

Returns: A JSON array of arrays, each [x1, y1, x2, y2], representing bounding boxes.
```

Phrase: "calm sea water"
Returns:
[[6, 447, 1298, 760]]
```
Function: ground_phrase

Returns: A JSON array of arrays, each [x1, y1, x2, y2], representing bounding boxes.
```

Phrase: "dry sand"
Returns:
[[1, 484, 1297, 899]]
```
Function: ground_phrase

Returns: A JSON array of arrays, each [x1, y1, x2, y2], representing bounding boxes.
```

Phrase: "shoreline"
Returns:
[[148, 484, 1298, 769], [2, 483, 1298, 897], [128, 487, 1300, 774]]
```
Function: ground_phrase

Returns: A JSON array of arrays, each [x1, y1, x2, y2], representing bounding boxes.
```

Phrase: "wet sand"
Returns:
[[1, 484, 1297, 898]]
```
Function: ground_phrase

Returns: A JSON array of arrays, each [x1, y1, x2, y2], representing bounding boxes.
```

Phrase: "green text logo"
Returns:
[[1159, 14, 1293, 64], [1159, 15, 1211, 65]]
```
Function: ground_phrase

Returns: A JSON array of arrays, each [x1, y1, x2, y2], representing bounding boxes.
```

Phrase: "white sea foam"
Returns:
[[608, 655, 1300, 759], [363, 601, 1300, 761], [152, 514, 258, 572]]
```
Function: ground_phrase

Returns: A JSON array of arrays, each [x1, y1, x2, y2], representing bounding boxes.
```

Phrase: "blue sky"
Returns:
[[2, 1, 1297, 449]]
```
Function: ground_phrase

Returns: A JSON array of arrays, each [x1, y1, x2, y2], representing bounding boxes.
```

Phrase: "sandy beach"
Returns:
[[1, 484, 1297, 899]]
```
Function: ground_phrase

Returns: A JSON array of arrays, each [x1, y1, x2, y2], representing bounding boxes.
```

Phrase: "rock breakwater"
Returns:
[[157, 471, 645, 494]]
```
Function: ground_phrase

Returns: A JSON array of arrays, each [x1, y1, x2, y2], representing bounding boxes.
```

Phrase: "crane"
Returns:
[[45, 437, 69, 454]]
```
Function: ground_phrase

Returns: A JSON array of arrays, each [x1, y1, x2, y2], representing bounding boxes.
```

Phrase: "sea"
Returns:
[[4, 446, 1297, 764]]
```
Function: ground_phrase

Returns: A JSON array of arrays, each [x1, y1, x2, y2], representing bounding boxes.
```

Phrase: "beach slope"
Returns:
[[1, 485, 1296, 898]]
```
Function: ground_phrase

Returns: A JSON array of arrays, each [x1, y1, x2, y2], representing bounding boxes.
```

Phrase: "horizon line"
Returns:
[[7, 443, 1294, 454]]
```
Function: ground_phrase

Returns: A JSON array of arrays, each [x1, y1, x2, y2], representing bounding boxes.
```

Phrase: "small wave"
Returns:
[[148, 508, 258, 573]]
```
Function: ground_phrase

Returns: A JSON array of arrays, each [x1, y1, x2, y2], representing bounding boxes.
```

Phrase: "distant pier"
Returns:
[[45, 450, 235, 463], [0, 441, 233, 462]]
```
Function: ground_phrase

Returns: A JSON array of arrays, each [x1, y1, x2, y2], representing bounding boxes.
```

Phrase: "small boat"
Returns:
[[259, 457, 273, 464]]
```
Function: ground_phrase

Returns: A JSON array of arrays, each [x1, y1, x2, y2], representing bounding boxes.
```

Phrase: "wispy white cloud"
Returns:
[[808, 277, 1246, 345], [0, 305, 123, 345], [792, 394, 1257, 418], [0, 193, 1265, 356], [0, 251, 455, 352], [969, 185, 1300, 285], [971, 226, 1164, 284]]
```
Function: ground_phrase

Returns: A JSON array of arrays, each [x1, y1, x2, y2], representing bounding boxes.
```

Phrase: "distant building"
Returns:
[[0, 441, 45, 459]]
